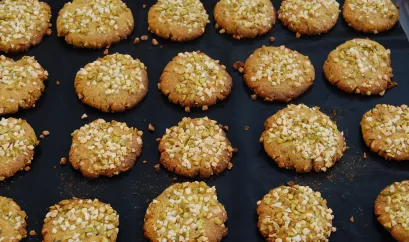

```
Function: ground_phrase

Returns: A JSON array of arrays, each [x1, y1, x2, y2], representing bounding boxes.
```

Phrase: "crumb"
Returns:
[[143, 160, 147, 164], [333, 109, 337, 116], [233, 61, 245, 71], [223, 125, 229, 131], [24, 166, 30, 172], [53, 165, 56, 169], [153, 164, 160, 173], [46, 29, 52, 35], [60, 157, 67, 165], [185, 107, 191, 113], [296, 32, 301, 38], [233, 147, 239, 153], [396, 3, 400, 8], [160, 45, 163, 48], [287, 181, 295, 186], [152, 38, 159, 46], [219, 29, 225, 34], [42, 130, 50, 136], [350, 216, 355, 223], [142, 4, 146, 8], [56, 81, 60, 85], [250, 94, 257, 101], [172, 177, 178, 181], [133, 37, 140, 44], [269, 36, 275, 43], [363, 152, 367, 159], [227, 162, 233, 170], [81, 113, 88, 119], [141, 35, 149, 41], [39, 134, 44, 139], [156, 138, 161, 142], [215, 23, 219, 29], [202, 105, 208, 111], [29, 230, 36, 236], [103, 49, 108, 55], [148, 123, 155, 132], [238, 67, 244, 73], [244, 126, 249, 131]]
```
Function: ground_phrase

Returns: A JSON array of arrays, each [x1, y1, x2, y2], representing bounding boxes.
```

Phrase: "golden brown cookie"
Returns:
[[148, 0, 209, 42], [0, 118, 38, 181], [260, 104, 346, 173], [361, 104, 409, 161], [56, 0, 134, 49], [159, 51, 232, 112], [0, 55, 48, 115], [144, 181, 228, 242], [257, 184, 336, 241], [0, 0, 51, 53], [324, 38, 395, 96], [159, 117, 234, 178], [0, 196, 27, 241], [42, 198, 119, 242], [69, 119, 143, 179], [214, 0, 276, 39], [343, 0, 399, 34], [75, 53, 148, 113], [243, 45, 315, 102], [278, 0, 340, 36]]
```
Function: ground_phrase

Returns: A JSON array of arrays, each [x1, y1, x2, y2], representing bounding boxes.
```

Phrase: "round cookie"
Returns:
[[159, 51, 232, 112], [0, 0, 51, 53], [56, 0, 134, 49], [0, 196, 27, 241], [144, 181, 228, 242], [260, 104, 346, 173], [257, 184, 336, 241], [361, 104, 409, 161], [278, 0, 340, 36], [324, 38, 395, 96], [159, 117, 234, 178], [343, 0, 399, 34], [42, 198, 119, 242], [0, 55, 48, 115], [148, 0, 209, 42], [243, 45, 315, 102], [214, 0, 276, 39], [0, 118, 38, 181], [69, 119, 143, 178], [75, 53, 148, 113]]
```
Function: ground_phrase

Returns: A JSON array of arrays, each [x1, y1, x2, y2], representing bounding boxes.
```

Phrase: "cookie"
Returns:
[[159, 51, 232, 112], [260, 104, 346, 172], [144, 181, 228, 242], [278, 0, 340, 36], [56, 0, 134, 49], [361, 104, 409, 161], [214, 0, 276, 39], [257, 184, 336, 241], [0, 196, 27, 241], [0, 0, 51, 53], [0, 55, 48, 115], [42, 198, 119, 242], [243, 45, 315, 102], [148, 0, 209, 42], [159, 117, 233, 178], [0, 118, 38, 181], [343, 0, 399, 34], [324, 38, 395, 96], [75, 53, 148, 113], [69, 119, 143, 178]]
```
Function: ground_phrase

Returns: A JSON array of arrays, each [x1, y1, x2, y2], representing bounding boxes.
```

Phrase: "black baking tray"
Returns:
[[1, 0, 409, 241]]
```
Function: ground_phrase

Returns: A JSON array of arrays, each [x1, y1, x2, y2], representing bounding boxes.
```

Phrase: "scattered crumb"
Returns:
[[148, 123, 155, 132], [42, 130, 50, 136], [396, 3, 400, 8], [56, 81, 60, 85], [233, 148, 239, 153], [238, 67, 244, 73], [141, 35, 149, 41], [152, 38, 159, 46], [156, 138, 161, 142], [142, 4, 147, 8], [81, 113, 88, 119], [133, 37, 140, 44], [233, 61, 245, 71], [363, 152, 367, 159], [53, 165, 56, 169], [24, 166, 30, 172], [103, 49, 108, 55], [333, 110, 337, 116], [269, 36, 275, 43], [215, 23, 219, 29], [287, 181, 295, 186], [153, 164, 160, 173], [244, 126, 249, 131], [185, 107, 191, 113], [60, 157, 67, 165], [296, 32, 301, 38], [39, 134, 44, 139], [250, 94, 257, 101], [172, 177, 178, 181], [219, 29, 225, 34], [350, 216, 355, 223], [223, 125, 229, 131], [227, 162, 233, 170], [143, 160, 147, 164], [29, 230, 36, 236], [202, 105, 208, 111]]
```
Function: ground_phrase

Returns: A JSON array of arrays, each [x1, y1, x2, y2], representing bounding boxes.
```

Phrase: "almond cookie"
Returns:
[[159, 51, 232, 112], [148, 0, 209, 42], [343, 0, 399, 34], [361, 104, 409, 161], [260, 104, 346, 173], [0, 55, 48, 115], [144, 181, 228, 242], [0, 118, 38, 181], [257, 184, 336, 241], [0, 0, 51, 53], [324, 38, 395, 96], [56, 0, 134, 49], [159, 117, 233, 178], [278, 0, 340, 36], [0, 196, 27, 241], [69, 119, 143, 179], [42, 198, 119, 242], [75, 53, 148, 113], [214, 0, 276, 39], [243, 45, 315, 102]]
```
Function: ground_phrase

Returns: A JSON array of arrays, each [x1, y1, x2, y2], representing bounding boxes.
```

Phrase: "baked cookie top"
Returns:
[[42, 198, 119, 242], [361, 104, 409, 161], [56, 0, 134, 48], [0, 55, 48, 115], [243, 45, 315, 102], [324, 38, 394, 96], [159, 117, 233, 178], [0, 118, 37, 181], [260, 104, 346, 172], [69, 119, 143, 178], [0, 196, 27, 241], [343, 0, 399, 34], [159, 51, 232, 112], [278, 0, 340, 36], [148, 0, 209, 42], [0, 0, 51, 53], [144, 181, 228, 242], [75, 53, 148, 113], [257, 184, 336, 241], [214, 0, 276, 39]]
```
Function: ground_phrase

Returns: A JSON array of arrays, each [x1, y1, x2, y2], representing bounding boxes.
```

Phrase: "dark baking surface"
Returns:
[[0, 0, 408, 241]]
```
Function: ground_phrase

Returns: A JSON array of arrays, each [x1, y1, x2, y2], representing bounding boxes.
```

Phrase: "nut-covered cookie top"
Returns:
[[0, 196, 27, 241]]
